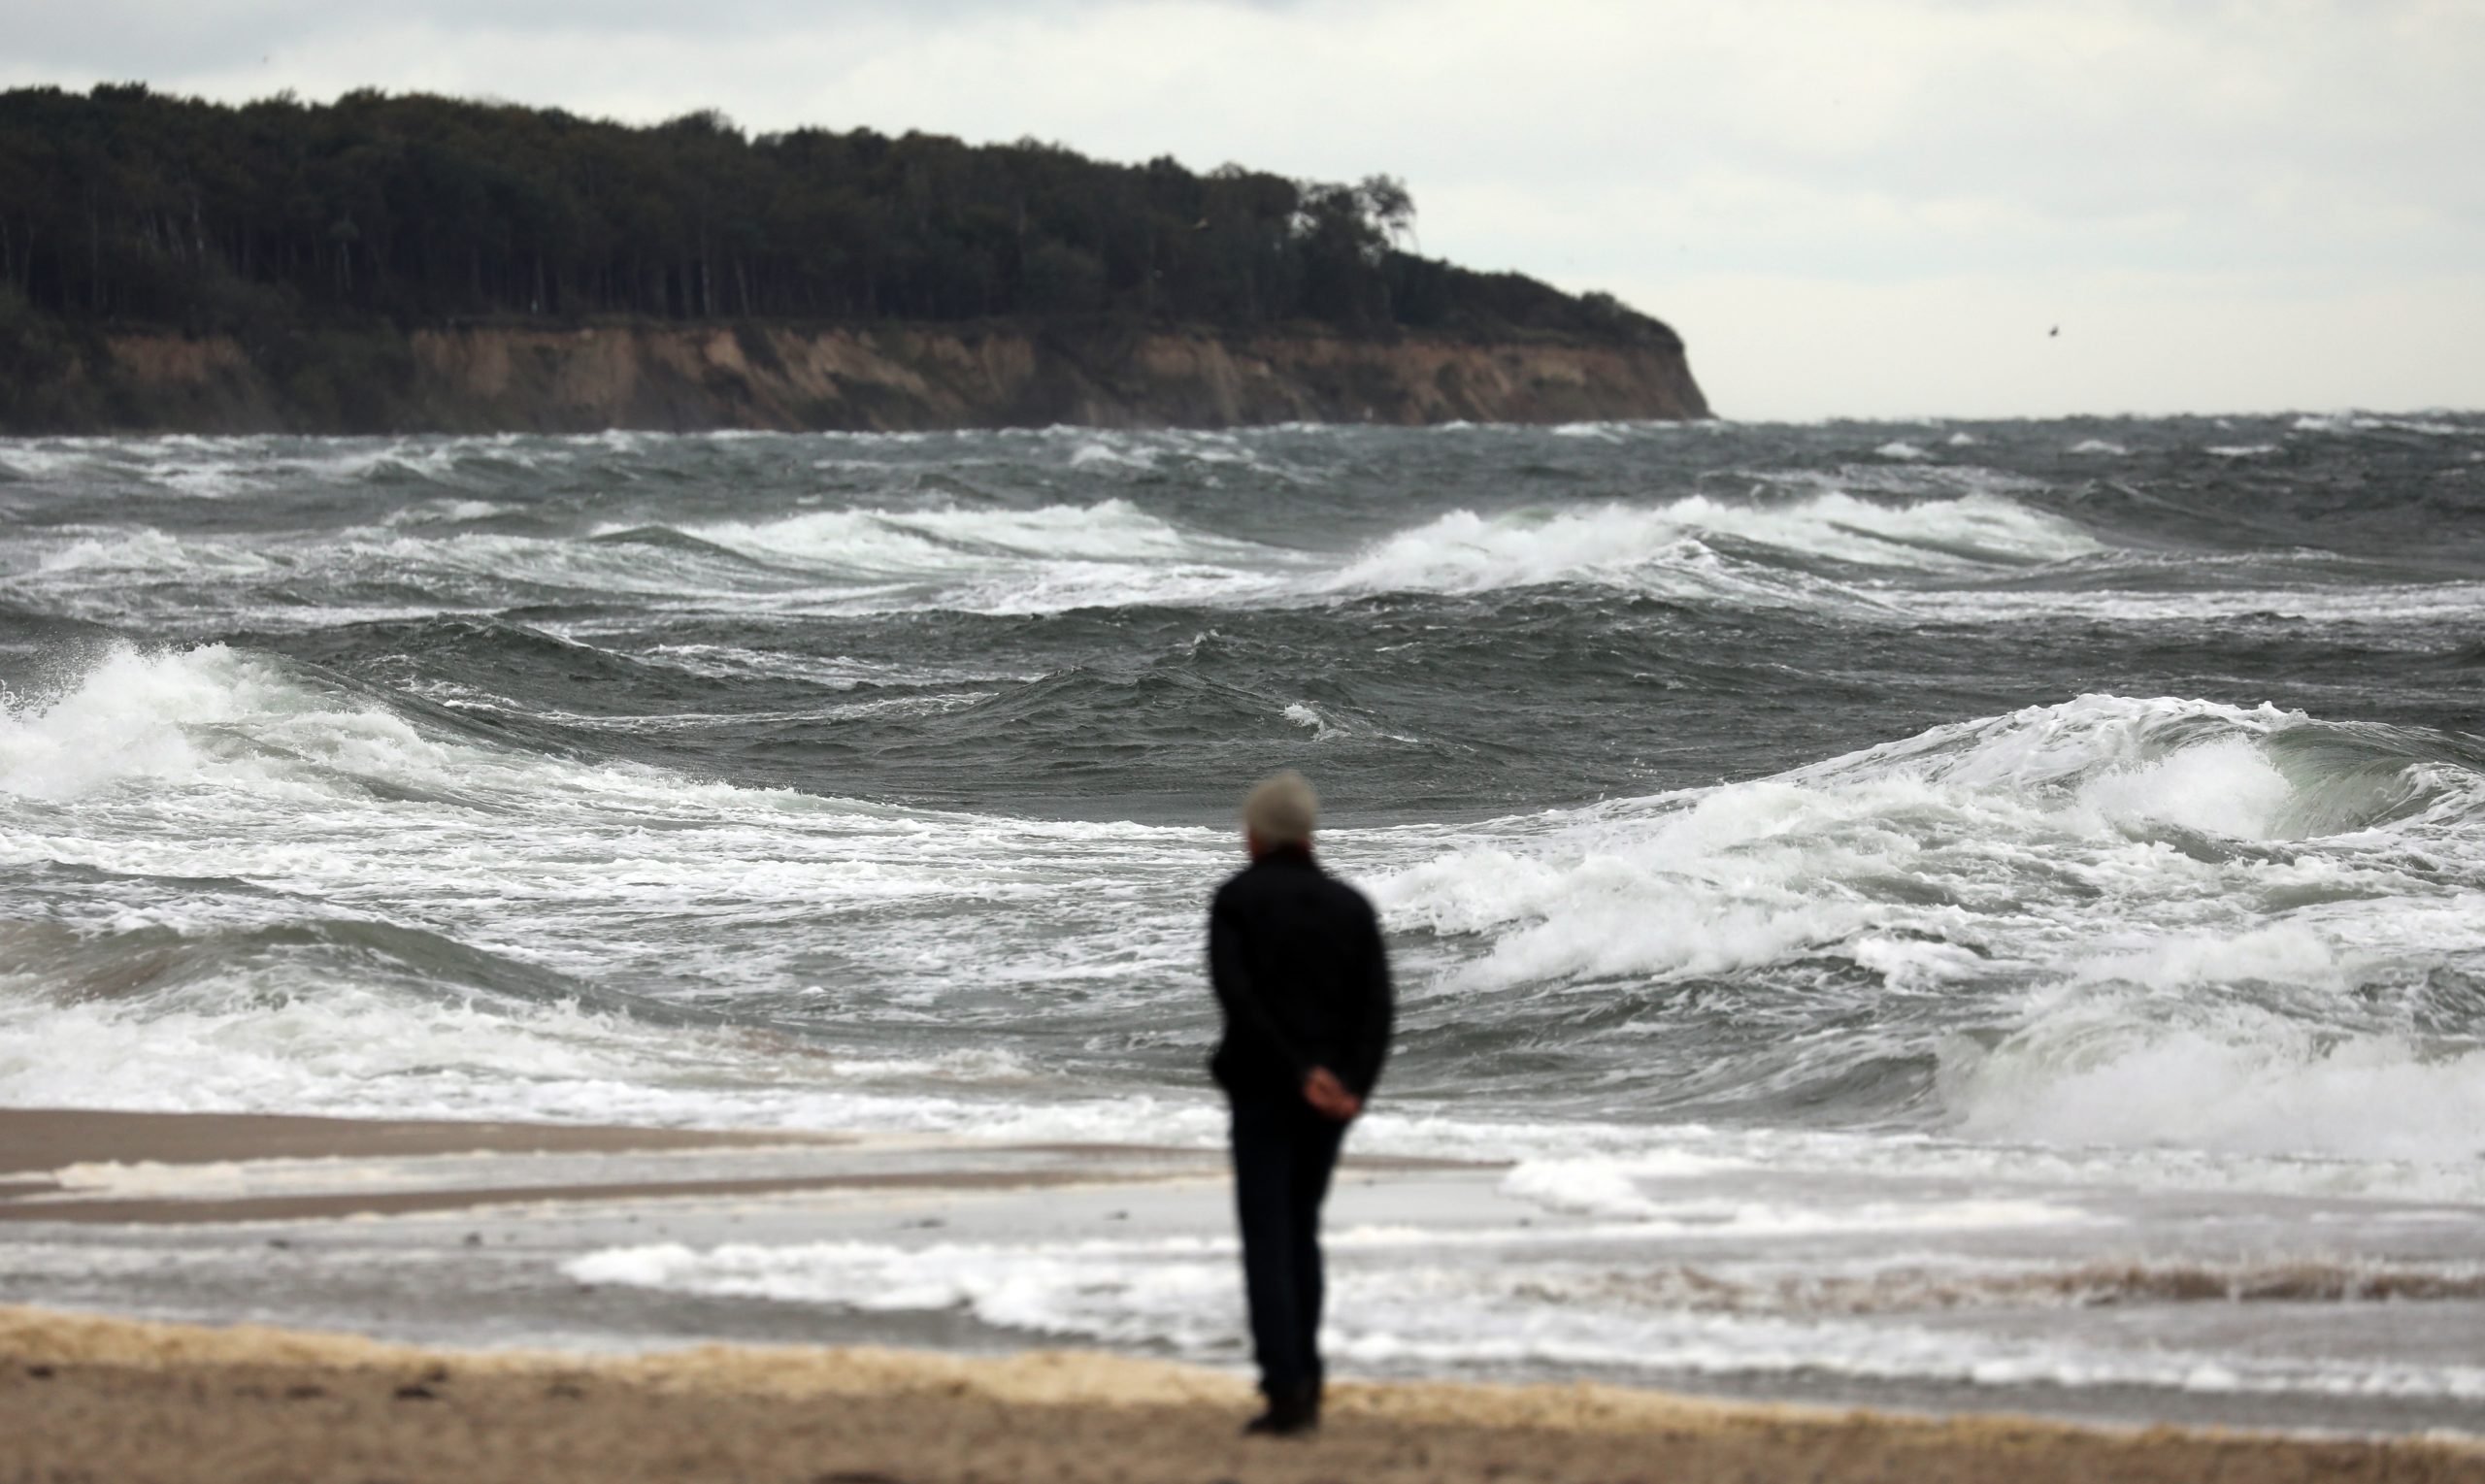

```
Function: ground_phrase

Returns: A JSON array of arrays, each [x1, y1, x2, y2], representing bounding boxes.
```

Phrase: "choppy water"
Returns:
[[6, 413, 2485, 1421]]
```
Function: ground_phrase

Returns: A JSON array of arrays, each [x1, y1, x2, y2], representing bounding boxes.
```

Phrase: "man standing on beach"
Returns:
[[1207, 770, 1394, 1437]]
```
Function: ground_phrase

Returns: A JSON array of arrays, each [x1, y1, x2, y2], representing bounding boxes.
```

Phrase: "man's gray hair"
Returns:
[[1242, 770, 1318, 846]]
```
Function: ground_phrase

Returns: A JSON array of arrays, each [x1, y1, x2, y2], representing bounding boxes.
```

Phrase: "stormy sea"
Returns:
[[4, 413, 2483, 1431]]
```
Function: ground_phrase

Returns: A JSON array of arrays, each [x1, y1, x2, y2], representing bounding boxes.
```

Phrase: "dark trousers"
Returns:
[[1228, 1093, 1348, 1398]]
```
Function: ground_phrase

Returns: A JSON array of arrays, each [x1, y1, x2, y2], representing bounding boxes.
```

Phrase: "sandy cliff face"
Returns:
[[74, 320, 1707, 434]]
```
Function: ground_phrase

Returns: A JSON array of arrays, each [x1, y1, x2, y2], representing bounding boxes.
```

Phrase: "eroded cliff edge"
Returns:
[[30, 320, 1709, 434]]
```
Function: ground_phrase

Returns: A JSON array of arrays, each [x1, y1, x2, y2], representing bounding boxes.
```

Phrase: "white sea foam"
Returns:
[[34, 529, 279, 577], [2069, 734, 2296, 839], [560, 1218, 2485, 1402], [0, 444, 93, 480], [1322, 494, 2095, 602], [9, 485, 2125, 625], [10, 646, 2485, 1178], [1281, 701, 1341, 739], [381, 499, 512, 527], [1376, 694, 2485, 1166], [1906, 579, 2485, 625], [1066, 439, 1158, 471], [0, 643, 344, 802], [0, 643, 1249, 1136], [38, 449, 2450, 634], [663, 500, 1297, 612], [637, 643, 1033, 693], [1497, 1150, 1758, 1219], [1943, 1010, 2485, 1163], [0, 992, 1213, 1141], [676, 492, 2084, 614], [0, 646, 1198, 930], [2293, 412, 2474, 437], [0, 435, 571, 500]]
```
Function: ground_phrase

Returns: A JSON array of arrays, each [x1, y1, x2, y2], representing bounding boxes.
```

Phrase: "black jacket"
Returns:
[[1207, 845, 1394, 1100]]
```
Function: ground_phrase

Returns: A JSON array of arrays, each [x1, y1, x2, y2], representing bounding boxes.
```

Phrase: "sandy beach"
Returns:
[[8, 1303, 2482, 1484], [6, 1104, 2485, 1481]]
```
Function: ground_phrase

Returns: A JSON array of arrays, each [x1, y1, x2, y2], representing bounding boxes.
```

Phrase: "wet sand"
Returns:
[[7, 1304, 2479, 1484], [9, 1105, 2484, 1459], [0, 1106, 848, 1175], [0, 1107, 1234, 1224]]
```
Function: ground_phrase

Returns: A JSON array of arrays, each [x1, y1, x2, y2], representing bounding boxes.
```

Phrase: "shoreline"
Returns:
[[0, 1106, 1466, 1226], [8, 1105, 2484, 1452], [7, 1303, 2479, 1483], [0, 1106, 942, 1227]]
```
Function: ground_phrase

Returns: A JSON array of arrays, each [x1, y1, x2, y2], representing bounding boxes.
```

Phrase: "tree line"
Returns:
[[0, 84, 1675, 345]]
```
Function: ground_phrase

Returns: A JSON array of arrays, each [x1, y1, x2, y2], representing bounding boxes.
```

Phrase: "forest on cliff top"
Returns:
[[0, 84, 1675, 348]]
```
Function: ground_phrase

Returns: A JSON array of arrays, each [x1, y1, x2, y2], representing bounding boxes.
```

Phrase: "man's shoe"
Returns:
[[1242, 1382, 1320, 1437]]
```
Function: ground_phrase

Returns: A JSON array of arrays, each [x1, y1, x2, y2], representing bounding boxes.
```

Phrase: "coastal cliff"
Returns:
[[35, 320, 1709, 434], [2, 88, 1713, 434]]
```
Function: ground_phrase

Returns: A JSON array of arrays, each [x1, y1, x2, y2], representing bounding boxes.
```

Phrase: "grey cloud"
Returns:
[[2, 0, 2473, 415], [5, 0, 1312, 80]]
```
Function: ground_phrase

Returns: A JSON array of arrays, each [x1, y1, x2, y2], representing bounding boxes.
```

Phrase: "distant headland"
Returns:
[[0, 86, 1708, 434]]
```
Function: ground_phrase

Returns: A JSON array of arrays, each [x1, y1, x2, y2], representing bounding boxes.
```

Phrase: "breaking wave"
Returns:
[[7, 643, 2483, 1171], [559, 1228, 2485, 1401], [1377, 694, 2485, 1164], [9, 488, 2109, 624], [12, 416, 2485, 1418], [0, 643, 1232, 1129]]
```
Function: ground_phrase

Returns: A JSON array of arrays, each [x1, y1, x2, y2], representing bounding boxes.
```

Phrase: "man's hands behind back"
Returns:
[[1304, 1066, 1362, 1121]]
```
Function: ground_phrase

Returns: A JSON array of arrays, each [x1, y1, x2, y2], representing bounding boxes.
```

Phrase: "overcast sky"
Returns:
[[8, 0, 2481, 420]]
